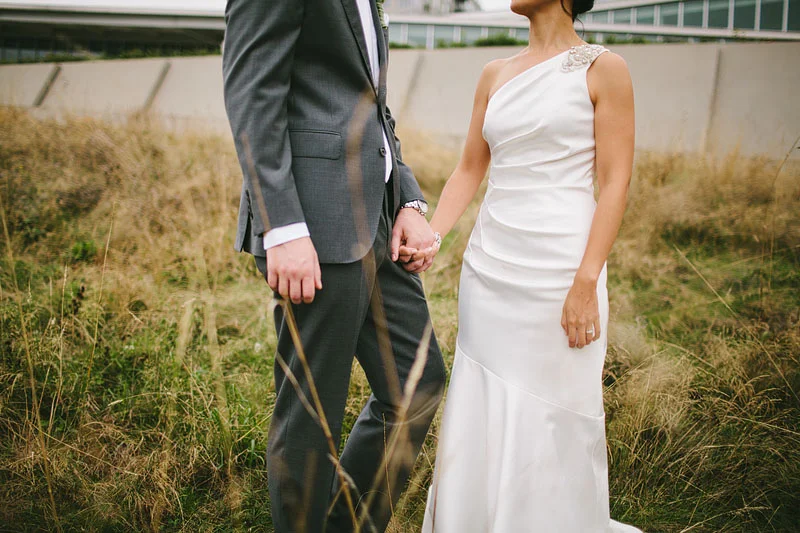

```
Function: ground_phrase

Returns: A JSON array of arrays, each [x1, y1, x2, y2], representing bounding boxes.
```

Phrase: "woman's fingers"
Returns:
[[397, 245, 416, 259], [567, 319, 578, 348], [569, 318, 600, 348], [576, 321, 588, 349], [398, 244, 440, 270], [397, 245, 417, 263], [404, 246, 438, 263], [412, 255, 435, 274], [584, 323, 593, 346], [403, 257, 425, 273]]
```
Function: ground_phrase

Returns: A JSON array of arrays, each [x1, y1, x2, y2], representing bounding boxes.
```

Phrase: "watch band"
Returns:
[[401, 200, 428, 217]]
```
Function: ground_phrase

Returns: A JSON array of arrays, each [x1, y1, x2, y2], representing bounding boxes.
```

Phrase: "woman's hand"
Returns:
[[560, 275, 601, 349], [397, 232, 442, 274]]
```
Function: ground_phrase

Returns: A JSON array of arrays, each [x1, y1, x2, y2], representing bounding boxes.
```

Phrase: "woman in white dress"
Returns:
[[407, 0, 639, 530]]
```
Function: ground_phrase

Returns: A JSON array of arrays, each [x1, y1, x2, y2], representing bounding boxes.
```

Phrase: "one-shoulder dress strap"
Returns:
[[560, 44, 609, 73]]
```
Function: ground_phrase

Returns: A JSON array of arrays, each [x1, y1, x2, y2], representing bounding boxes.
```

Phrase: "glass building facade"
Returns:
[[385, 0, 800, 48], [582, 0, 800, 33], [0, 0, 797, 62]]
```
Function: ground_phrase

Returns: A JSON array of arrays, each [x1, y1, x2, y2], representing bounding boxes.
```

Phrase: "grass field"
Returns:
[[1, 107, 799, 532]]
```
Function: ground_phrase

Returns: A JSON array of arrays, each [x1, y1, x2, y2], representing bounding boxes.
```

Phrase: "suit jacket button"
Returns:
[[379, 147, 387, 157]]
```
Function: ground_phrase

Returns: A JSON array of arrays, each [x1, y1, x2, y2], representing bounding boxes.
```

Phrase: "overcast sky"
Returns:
[[4, 0, 512, 12]]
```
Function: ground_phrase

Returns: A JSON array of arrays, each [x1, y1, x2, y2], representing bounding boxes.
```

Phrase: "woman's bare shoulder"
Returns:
[[587, 51, 633, 102], [590, 51, 630, 79], [482, 57, 510, 80]]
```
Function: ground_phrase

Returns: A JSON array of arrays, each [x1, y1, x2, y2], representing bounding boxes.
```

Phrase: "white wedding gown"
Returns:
[[422, 45, 641, 533]]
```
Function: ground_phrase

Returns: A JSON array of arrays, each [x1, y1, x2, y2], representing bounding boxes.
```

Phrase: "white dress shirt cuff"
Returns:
[[262, 222, 311, 250]]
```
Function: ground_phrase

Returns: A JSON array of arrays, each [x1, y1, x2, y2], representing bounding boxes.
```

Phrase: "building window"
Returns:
[[636, 5, 656, 24], [388, 23, 403, 44], [683, 0, 705, 26], [659, 2, 680, 24], [487, 27, 511, 37], [759, 0, 784, 28], [434, 25, 455, 46], [708, 0, 730, 27], [613, 9, 633, 23], [406, 24, 428, 47], [789, 0, 800, 30], [2, 40, 20, 63], [733, 0, 757, 28], [591, 11, 610, 23], [460, 26, 483, 44]]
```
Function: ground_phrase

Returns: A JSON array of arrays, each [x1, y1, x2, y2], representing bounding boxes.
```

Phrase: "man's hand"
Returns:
[[266, 237, 323, 304], [391, 208, 436, 273]]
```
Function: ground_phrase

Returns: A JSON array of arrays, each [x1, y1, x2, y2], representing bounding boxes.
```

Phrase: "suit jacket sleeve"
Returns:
[[222, 0, 305, 237], [385, 105, 426, 206]]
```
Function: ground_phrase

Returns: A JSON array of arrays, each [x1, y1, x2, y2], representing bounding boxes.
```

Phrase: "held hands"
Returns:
[[560, 275, 601, 349], [266, 237, 323, 304], [391, 208, 440, 274]]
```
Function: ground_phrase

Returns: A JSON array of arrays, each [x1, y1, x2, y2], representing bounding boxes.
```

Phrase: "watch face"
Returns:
[[418, 201, 428, 215]]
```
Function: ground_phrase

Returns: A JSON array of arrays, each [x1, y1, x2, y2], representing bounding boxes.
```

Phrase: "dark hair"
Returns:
[[561, 0, 594, 21]]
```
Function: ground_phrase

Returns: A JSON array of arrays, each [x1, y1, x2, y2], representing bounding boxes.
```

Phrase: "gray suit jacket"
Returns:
[[222, 0, 425, 263]]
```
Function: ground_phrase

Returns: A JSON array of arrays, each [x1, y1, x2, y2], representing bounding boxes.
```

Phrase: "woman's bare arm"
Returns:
[[578, 52, 635, 283], [562, 52, 635, 349]]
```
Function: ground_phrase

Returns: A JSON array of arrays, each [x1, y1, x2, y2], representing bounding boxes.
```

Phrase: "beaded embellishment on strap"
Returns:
[[561, 44, 609, 72]]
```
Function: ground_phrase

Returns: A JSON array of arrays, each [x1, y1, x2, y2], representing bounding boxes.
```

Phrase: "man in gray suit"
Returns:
[[222, 0, 446, 531]]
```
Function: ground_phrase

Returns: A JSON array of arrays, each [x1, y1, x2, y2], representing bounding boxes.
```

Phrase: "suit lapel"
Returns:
[[340, 0, 376, 90]]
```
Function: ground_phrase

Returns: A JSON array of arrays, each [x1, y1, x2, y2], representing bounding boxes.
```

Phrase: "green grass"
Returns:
[[0, 108, 798, 532]]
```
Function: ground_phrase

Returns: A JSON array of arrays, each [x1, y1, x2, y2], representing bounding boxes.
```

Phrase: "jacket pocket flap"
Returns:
[[289, 130, 342, 160]]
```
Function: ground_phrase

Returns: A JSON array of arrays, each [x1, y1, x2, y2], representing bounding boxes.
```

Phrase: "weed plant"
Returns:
[[0, 108, 798, 531]]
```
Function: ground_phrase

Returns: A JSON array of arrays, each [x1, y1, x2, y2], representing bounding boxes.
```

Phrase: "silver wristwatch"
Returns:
[[400, 199, 428, 217]]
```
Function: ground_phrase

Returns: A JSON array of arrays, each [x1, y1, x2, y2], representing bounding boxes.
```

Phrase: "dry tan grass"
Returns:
[[1, 108, 799, 532]]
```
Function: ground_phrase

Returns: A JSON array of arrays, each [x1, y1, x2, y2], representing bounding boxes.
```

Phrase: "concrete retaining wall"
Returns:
[[1, 42, 798, 159], [0, 63, 59, 107], [708, 42, 800, 158], [150, 56, 229, 133], [392, 42, 799, 158], [35, 58, 169, 119], [603, 44, 720, 153]]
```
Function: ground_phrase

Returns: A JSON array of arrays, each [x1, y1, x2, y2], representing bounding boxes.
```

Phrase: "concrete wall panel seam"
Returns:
[[33, 64, 60, 107], [398, 52, 426, 120], [702, 46, 722, 153], [145, 61, 172, 111]]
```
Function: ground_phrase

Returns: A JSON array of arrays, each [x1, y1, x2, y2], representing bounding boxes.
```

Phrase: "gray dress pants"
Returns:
[[255, 183, 446, 533]]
